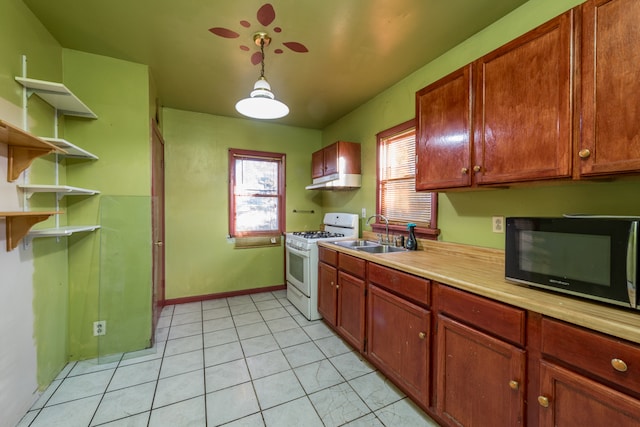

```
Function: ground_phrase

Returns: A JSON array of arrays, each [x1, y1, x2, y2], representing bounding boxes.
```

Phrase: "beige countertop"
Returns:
[[319, 238, 640, 345]]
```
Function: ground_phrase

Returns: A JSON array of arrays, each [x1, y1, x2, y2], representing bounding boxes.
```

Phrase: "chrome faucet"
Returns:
[[367, 214, 389, 244]]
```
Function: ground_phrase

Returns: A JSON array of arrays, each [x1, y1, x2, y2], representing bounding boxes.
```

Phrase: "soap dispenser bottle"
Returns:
[[405, 223, 417, 250]]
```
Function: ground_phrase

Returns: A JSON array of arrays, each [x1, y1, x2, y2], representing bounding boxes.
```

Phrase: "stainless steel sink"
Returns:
[[355, 245, 408, 254], [332, 240, 380, 248]]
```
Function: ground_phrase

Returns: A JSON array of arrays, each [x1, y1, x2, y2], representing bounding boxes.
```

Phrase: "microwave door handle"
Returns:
[[627, 222, 638, 309]]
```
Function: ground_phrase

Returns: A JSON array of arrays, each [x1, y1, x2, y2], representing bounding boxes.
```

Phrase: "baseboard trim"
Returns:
[[164, 284, 287, 306]]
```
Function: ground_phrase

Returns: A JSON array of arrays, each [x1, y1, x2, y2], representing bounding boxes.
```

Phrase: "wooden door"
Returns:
[[538, 361, 640, 426], [318, 262, 338, 327], [436, 315, 525, 427], [337, 271, 365, 351], [151, 121, 165, 341], [415, 65, 473, 190], [579, 0, 640, 176], [474, 11, 573, 185], [367, 284, 430, 405]]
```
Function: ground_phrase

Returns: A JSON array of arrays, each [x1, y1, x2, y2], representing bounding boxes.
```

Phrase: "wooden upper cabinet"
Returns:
[[416, 65, 473, 191], [579, 0, 640, 176], [474, 11, 574, 185], [311, 141, 361, 179], [311, 149, 325, 179]]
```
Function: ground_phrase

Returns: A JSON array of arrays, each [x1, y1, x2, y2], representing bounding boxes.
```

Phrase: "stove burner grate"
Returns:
[[292, 231, 346, 239]]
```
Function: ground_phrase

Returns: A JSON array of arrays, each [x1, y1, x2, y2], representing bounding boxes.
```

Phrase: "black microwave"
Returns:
[[505, 216, 638, 310]]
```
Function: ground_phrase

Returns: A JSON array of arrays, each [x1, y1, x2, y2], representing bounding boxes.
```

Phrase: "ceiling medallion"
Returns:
[[209, 3, 309, 65]]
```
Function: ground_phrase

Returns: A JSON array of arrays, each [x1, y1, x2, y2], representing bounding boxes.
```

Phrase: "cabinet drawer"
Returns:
[[339, 253, 365, 278], [435, 284, 525, 346], [367, 263, 430, 306], [319, 246, 337, 266], [541, 317, 640, 396]]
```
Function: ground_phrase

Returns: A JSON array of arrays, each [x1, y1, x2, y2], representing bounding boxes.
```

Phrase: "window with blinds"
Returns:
[[377, 120, 436, 231]]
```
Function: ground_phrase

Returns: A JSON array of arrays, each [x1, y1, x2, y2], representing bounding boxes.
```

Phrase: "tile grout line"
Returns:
[[145, 305, 172, 427], [201, 300, 210, 427], [86, 352, 123, 427]]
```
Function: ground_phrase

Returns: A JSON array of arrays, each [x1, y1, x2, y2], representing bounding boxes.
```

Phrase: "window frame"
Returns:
[[228, 148, 286, 238], [373, 119, 439, 240]]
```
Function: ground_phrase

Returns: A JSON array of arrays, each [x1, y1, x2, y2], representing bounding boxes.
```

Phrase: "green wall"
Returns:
[[1, 0, 66, 395], [322, 0, 640, 248], [60, 50, 153, 359], [163, 108, 322, 299]]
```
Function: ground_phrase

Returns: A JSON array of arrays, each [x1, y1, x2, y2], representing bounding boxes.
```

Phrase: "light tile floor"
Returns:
[[17, 290, 440, 427]]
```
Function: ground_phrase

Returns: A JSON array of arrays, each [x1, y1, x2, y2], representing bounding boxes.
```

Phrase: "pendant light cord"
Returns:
[[260, 37, 266, 79]]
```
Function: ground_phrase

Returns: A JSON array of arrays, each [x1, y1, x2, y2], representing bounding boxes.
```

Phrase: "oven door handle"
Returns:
[[286, 244, 310, 258]]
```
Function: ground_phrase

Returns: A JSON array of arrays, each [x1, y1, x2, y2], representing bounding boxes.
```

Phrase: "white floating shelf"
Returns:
[[28, 225, 101, 238], [18, 184, 100, 199], [15, 77, 98, 119], [40, 137, 98, 159]]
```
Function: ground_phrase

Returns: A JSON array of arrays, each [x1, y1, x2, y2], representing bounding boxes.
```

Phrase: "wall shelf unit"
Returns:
[[18, 184, 100, 199], [41, 137, 98, 159], [0, 211, 62, 251], [28, 225, 101, 239], [1, 60, 102, 251], [14, 77, 98, 119], [0, 120, 67, 181]]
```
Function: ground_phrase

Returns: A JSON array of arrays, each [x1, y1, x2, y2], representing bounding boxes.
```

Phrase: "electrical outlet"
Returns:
[[361, 208, 366, 219], [492, 216, 505, 233], [93, 320, 106, 336]]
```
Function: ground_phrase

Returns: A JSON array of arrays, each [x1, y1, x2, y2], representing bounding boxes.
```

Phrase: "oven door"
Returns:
[[286, 243, 312, 296]]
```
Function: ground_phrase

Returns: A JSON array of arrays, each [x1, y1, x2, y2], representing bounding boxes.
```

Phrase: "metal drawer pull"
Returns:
[[461, 167, 469, 174], [538, 396, 550, 408], [418, 332, 426, 339], [611, 358, 628, 372], [473, 165, 482, 173], [578, 148, 591, 158], [509, 380, 519, 390]]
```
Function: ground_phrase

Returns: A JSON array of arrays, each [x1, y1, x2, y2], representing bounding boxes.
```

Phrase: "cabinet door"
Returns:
[[579, 0, 640, 176], [318, 262, 337, 327], [337, 271, 365, 351], [311, 149, 325, 179], [323, 143, 339, 176], [368, 284, 430, 405], [436, 315, 525, 427], [415, 65, 473, 190], [538, 361, 640, 426], [474, 11, 573, 184]]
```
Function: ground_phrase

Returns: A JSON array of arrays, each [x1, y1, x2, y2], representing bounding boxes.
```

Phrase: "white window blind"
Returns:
[[379, 127, 433, 227]]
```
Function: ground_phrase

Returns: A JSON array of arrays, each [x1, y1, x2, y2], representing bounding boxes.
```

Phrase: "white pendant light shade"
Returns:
[[235, 77, 289, 119]]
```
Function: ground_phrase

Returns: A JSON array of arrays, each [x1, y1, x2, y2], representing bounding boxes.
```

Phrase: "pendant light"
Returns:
[[235, 32, 289, 119]]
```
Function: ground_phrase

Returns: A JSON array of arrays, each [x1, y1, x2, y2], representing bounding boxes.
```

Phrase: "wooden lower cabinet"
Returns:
[[435, 314, 526, 427], [367, 283, 430, 405], [317, 260, 338, 326], [337, 270, 365, 351], [319, 253, 640, 426], [538, 361, 640, 426]]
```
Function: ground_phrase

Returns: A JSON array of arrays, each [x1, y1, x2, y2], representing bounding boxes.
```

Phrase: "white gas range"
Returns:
[[286, 213, 359, 320]]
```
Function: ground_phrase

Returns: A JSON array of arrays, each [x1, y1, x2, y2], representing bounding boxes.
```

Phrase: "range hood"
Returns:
[[305, 172, 362, 190]]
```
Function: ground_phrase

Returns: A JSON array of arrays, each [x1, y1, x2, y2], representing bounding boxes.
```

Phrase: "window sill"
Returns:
[[370, 223, 440, 241]]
